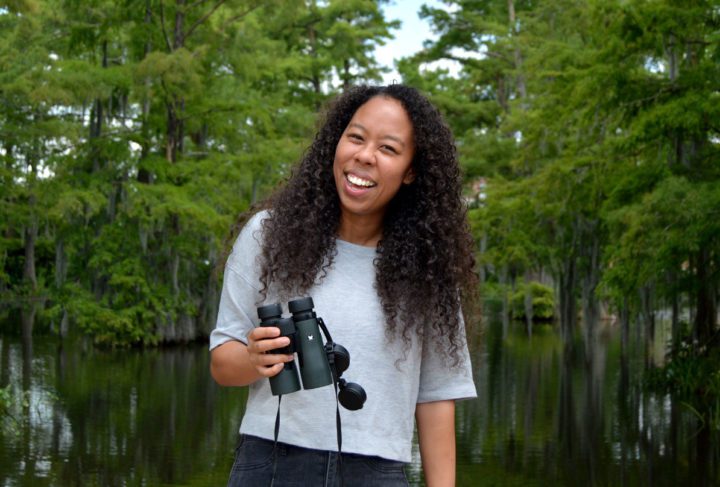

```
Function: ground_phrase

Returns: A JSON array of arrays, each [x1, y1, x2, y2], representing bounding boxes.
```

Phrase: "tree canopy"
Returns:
[[1, 0, 718, 351]]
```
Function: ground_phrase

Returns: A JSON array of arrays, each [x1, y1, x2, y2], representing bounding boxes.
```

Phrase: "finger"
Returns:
[[251, 353, 293, 367], [255, 355, 294, 377], [256, 362, 286, 378], [252, 337, 291, 354], [248, 326, 281, 341]]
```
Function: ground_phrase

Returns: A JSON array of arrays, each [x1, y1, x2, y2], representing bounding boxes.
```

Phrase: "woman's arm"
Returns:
[[210, 327, 294, 386], [415, 400, 456, 487]]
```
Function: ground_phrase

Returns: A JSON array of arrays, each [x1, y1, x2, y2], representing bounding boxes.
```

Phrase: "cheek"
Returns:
[[332, 143, 345, 170], [332, 156, 345, 189], [332, 155, 342, 179], [334, 140, 352, 162]]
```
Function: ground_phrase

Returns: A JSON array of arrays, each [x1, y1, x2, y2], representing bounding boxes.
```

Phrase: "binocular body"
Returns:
[[257, 297, 366, 410], [257, 297, 332, 395]]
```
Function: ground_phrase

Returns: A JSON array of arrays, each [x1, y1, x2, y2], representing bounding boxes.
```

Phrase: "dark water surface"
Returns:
[[1, 320, 718, 486]]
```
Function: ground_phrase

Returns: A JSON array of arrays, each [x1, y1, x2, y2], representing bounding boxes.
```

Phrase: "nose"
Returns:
[[354, 144, 375, 165]]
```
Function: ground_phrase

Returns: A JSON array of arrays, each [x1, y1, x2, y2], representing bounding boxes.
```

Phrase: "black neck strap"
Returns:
[[269, 318, 345, 486], [269, 395, 281, 487]]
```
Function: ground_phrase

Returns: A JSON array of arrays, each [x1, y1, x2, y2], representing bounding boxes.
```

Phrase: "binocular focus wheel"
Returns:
[[338, 382, 366, 411]]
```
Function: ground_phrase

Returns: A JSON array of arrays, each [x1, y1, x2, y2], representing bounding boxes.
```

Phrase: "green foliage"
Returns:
[[2, 0, 718, 351], [415, 0, 719, 347], [0, 384, 27, 436], [510, 281, 556, 321], [0, 0, 400, 345], [646, 338, 720, 431], [0, 385, 11, 415]]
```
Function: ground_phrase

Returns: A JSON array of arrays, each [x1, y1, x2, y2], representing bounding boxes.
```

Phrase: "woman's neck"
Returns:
[[337, 215, 383, 247]]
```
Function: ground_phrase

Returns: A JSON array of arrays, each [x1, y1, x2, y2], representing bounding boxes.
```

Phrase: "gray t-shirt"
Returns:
[[210, 211, 477, 462]]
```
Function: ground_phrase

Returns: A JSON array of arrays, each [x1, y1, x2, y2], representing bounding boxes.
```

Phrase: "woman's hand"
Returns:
[[246, 326, 295, 378], [210, 328, 294, 387]]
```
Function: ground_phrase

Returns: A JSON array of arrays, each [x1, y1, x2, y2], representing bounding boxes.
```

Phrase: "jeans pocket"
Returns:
[[230, 435, 275, 472], [362, 456, 406, 474]]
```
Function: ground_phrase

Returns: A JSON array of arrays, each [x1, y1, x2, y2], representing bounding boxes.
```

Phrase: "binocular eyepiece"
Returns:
[[257, 297, 366, 411]]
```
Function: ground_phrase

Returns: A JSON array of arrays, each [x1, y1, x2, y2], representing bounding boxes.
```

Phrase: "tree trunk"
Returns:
[[667, 269, 680, 346], [499, 265, 510, 340], [640, 283, 655, 368], [343, 59, 351, 89], [524, 282, 533, 336], [307, 23, 322, 103], [89, 40, 108, 172], [666, 33, 678, 83], [174, 0, 185, 49], [55, 237, 66, 289], [137, 0, 154, 183], [581, 230, 600, 362], [581, 230, 600, 325], [507, 0, 527, 101], [523, 271, 533, 337], [166, 102, 181, 163], [90, 99, 103, 172], [166, 0, 186, 163], [170, 215, 181, 298], [620, 297, 630, 363], [559, 255, 577, 346], [202, 246, 220, 336], [23, 219, 38, 291], [694, 248, 716, 345], [478, 233, 487, 283], [23, 149, 38, 292]]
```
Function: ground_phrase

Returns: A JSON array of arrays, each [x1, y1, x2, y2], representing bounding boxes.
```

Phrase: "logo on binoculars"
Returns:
[[308, 335, 314, 341]]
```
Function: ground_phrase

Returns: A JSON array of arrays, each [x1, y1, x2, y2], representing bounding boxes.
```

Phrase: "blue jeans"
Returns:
[[227, 434, 410, 487]]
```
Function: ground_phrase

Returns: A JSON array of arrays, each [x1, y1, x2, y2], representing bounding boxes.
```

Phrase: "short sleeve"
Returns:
[[417, 314, 477, 403], [209, 212, 268, 350]]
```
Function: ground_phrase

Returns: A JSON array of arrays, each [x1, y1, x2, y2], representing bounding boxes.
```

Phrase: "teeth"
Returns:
[[347, 174, 376, 188]]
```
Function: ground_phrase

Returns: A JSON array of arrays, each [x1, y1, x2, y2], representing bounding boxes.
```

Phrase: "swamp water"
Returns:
[[1, 319, 718, 486]]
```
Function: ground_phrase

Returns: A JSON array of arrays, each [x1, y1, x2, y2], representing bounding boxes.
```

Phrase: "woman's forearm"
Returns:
[[210, 340, 263, 386], [416, 400, 456, 487]]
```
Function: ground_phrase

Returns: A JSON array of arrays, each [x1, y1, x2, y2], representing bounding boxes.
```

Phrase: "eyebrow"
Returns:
[[348, 122, 407, 148]]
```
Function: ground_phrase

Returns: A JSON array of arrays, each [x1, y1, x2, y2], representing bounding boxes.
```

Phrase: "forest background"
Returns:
[[1, 0, 719, 420]]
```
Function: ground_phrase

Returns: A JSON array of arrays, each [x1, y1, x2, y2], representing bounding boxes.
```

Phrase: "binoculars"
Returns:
[[257, 297, 366, 411]]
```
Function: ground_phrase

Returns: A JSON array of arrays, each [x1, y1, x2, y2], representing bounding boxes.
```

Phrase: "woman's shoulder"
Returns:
[[227, 209, 272, 272], [244, 209, 271, 234]]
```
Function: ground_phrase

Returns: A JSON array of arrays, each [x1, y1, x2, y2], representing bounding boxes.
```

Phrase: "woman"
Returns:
[[210, 84, 477, 486]]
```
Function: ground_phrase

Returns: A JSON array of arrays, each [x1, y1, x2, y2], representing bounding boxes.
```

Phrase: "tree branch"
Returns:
[[187, 0, 210, 10], [442, 53, 487, 70], [184, 0, 227, 40], [221, 2, 265, 31], [158, 2, 173, 52]]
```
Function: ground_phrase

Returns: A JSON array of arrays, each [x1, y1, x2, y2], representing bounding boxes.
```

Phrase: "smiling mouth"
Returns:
[[346, 173, 377, 188]]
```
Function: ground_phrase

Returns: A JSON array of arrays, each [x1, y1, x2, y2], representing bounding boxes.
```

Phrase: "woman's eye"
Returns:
[[382, 145, 398, 154], [348, 133, 363, 141]]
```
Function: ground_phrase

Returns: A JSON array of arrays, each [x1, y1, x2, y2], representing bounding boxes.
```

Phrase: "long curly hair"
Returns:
[[252, 85, 477, 364]]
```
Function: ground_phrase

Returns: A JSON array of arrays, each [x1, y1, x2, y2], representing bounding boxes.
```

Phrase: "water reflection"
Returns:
[[0, 334, 246, 486], [456, 319, 720, 486], [1, 318, 719, 486]]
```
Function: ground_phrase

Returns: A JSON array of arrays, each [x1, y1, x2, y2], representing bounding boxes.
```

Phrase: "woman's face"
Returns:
[[333, 96, 415, 227]]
